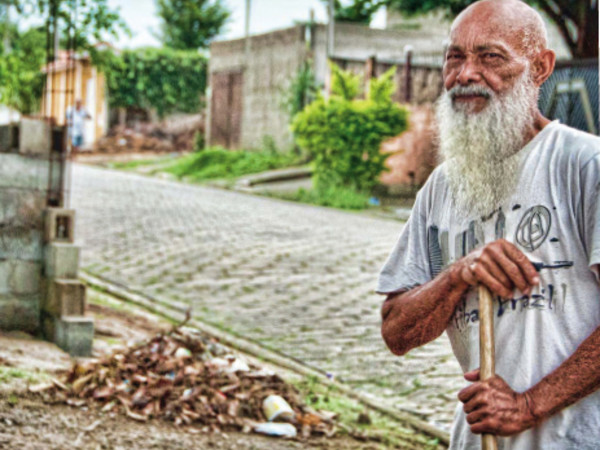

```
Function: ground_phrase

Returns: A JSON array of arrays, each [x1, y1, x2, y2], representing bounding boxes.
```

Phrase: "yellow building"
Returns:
[[41, 50, 108, 147]]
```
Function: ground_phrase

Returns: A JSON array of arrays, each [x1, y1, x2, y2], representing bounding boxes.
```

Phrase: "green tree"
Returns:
[[321, 0, 384, 24], [18, 0, 129, 53], [292, 64, 408, 192], [156, 0, 230, 50], [380, 0, 597, 58], [0, 25, 46, 113]]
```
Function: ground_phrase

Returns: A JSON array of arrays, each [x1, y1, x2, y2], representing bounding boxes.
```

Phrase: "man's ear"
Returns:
[[531, 49, 556, 87]]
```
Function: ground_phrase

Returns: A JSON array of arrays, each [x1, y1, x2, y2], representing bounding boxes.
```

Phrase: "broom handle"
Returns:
[[479, 285, 498, 450]]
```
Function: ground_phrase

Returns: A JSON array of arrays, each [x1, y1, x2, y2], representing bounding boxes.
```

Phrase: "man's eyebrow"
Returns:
[[446, 45, 463, 53], [445, 43, 510, 54], [473, 43, 510, 54]]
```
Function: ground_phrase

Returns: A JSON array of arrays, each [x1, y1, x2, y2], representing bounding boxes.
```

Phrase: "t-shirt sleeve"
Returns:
[[582, 154, 600, 272], [376, 185, 432, 294]]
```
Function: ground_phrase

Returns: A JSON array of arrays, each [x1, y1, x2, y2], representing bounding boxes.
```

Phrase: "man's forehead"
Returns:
[[449, 18, 524, 55], [448, 0, 541, 56]]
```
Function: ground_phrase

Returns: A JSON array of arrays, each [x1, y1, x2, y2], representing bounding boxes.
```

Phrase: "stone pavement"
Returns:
[[71, 164, 463, 431]]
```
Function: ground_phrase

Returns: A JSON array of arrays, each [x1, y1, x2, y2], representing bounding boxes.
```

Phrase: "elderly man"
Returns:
[[378, 0, 600, 448]]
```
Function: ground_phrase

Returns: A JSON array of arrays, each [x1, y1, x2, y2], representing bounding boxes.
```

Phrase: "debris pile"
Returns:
[[34, 327, 337, 439], [93, 115, 203, 154]]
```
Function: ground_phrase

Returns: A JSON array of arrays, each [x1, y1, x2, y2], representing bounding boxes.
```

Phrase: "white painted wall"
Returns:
[[0, 105, 20, 125]]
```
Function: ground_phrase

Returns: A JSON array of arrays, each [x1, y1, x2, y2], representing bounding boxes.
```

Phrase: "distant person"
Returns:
[[66, 99, 91, 154]]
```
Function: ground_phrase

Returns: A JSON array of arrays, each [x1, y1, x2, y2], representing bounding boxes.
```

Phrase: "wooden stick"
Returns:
[[479, 285, 498, 450]]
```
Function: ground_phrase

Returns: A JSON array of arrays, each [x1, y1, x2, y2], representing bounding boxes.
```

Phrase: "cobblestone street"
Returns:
[[71, 164, 463, 431]]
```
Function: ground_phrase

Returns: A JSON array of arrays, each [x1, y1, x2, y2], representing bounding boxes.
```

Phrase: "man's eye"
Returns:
[[447, 53, 462, 60], [484, 53, 502, 59]]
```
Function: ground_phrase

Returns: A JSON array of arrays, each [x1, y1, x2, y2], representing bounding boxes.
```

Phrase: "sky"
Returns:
[[105, 0, 387, 49]]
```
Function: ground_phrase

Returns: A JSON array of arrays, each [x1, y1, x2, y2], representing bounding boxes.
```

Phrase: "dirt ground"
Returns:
[[0, 299, 413, 450], [0, 393, 381, 450]]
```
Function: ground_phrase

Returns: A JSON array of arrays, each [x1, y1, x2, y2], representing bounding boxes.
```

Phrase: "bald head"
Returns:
[[451, 0, 548, 59]]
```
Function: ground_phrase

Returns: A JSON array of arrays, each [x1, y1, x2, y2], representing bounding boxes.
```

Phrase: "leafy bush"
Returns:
[[291, 64, 408, 193], [163, 147, 301, 181], [283, 61, 319, 117], [96, 47, 207, 118]]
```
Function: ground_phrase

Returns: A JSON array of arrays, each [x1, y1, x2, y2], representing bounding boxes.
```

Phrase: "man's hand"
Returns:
[[453, 239, 539, 298], [458, 369, 538, 436]]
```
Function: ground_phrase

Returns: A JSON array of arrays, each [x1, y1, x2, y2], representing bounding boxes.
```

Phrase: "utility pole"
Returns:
[[1, 2, 10, 54], [244, 0, 251, 63], [327, 0, 334, 57]]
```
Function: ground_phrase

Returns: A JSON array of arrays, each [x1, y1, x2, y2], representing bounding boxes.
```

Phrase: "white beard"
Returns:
[[436, 71, 538, 217]]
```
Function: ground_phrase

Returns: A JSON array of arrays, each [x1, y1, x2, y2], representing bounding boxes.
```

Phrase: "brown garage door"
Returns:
[[210, 71, 243, 149]]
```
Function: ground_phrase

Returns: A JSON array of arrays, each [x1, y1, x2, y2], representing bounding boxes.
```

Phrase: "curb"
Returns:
[[81, 270, 450, 445]]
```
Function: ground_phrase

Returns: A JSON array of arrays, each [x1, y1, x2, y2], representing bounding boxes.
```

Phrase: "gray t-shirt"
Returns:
[[377, 121, 600, 450]]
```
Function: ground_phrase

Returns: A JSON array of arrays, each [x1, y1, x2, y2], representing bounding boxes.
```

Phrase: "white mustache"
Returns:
[[449, 84, 493, 100]]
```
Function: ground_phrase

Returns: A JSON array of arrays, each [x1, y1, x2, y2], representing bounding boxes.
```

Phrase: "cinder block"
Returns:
[[0, 294, 40, 333], [0, 124, 16, 153], [44, 279, 85, 317], [45, 208, 75, 243], [0, 261, 11, 295], [8, 261, 42, 295], [53, 316, 94, 357], [45, 242, 80, 279], [19, 117, 51, 157]]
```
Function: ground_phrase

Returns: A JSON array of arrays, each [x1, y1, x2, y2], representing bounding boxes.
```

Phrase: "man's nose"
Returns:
[[456, 57, 482, 85]]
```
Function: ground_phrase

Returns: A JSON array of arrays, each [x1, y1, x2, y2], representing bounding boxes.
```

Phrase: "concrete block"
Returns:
[[8, 260, 42, 295], [0, 154, 50, 191], [0, 228, 44, 262], [53, 316, 94, 357], [19, 117, 51, 157], [0, 294, 40, 333], [0, 124, 16, 153], [45, 242, 80, 279], [0, 260, 11, 295], [45, 208, 75, 243], [44, 279, 85, 317]]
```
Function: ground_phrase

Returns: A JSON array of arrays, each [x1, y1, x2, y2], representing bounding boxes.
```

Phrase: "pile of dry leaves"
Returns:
[[33, 326, 337, 439]]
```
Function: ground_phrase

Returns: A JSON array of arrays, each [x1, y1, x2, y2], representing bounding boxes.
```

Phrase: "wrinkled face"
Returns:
[[442, 8, 530, 114]]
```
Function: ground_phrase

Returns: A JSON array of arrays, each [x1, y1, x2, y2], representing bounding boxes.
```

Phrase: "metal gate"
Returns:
[[539, 59, 599, 135], [209, 70, 243, 149]]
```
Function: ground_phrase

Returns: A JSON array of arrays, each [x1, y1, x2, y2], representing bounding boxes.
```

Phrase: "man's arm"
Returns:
[[381, 239, 539, 356], [381, 265, 469, 355], [459, 324, 600, 436]]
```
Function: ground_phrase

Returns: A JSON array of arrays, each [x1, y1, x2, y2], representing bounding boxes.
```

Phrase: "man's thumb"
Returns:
[[464, 368, 480, 382]]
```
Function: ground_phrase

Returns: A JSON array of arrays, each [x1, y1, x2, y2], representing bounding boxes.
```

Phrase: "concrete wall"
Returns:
[[312, 22, 447, 85], [209, 26, 309, 150], [210, 22, 450, 149], [0, 154, 49, 332]]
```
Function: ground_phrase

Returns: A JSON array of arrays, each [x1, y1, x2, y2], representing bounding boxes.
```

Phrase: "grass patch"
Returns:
[[163, 147, 303, 181], [269, 185, 371, 210], [292, 375, 441, 449], [108, 155, 175, 171], [0, 366, 51, 385]]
